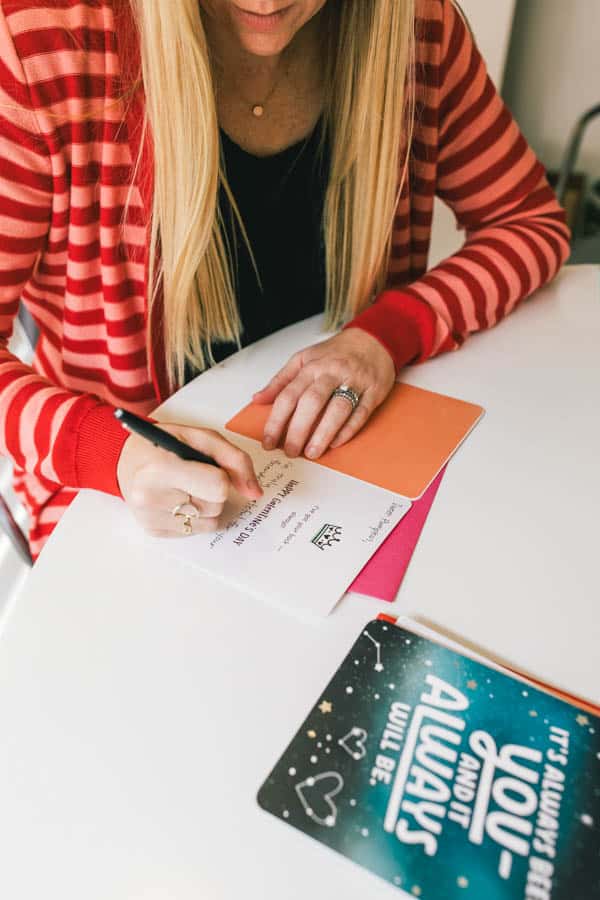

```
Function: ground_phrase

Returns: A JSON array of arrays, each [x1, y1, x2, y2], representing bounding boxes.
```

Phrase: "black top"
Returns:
[[187, 118, 330, 376]]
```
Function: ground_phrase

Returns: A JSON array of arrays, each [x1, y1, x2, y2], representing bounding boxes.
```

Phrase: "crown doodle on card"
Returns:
[[311, 524, 343, 551]]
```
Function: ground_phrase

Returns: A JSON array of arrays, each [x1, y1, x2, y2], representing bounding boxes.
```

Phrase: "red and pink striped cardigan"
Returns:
[[0, 0, 570, 558]]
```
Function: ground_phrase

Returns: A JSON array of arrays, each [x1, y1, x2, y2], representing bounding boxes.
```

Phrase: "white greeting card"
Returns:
[[160, 434, 411, 619]]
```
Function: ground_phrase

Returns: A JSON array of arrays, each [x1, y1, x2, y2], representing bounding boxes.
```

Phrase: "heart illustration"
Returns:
[[338, 726, 368, 761], [295, 771, 344, 828]]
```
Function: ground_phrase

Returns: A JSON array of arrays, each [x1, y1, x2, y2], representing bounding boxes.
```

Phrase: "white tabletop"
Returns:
[[0, 265, 598, 899]]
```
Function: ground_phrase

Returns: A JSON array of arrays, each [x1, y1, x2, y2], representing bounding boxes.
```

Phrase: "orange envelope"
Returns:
[[226, 383, 484, 499]]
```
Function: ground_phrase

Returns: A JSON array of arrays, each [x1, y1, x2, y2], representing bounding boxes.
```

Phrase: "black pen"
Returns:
[[114, 408, 219, 467]]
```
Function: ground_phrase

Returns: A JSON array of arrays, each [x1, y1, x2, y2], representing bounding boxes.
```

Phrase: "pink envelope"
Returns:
[[348, 467, 445, 602]]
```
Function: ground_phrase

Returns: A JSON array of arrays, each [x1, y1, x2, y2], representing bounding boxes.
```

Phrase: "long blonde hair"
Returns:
[[130, 0, 416, 388]]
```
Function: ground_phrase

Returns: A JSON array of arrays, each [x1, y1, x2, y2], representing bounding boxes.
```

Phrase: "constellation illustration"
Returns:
[[363, 630, 384, 672], [295, 771, 344, 828], [338, 727, 368, 761]]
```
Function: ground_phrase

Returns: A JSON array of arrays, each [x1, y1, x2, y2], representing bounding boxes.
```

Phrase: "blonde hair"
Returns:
[[130, 0, 416, 388]]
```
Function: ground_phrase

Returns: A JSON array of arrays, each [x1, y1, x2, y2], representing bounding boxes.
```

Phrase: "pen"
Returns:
[[114, 408, 219, 467]]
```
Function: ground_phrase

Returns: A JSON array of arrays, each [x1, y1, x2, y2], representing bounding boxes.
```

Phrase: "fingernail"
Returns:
[[248, 478, 262, 495], [305, 445, 319, 459], [263, 435, 275, 450]]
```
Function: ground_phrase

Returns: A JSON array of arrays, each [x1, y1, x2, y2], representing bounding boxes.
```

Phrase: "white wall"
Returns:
[[503, 0, 600, 176], [428, 0, 517, 266], [458, 0, 517, 88]]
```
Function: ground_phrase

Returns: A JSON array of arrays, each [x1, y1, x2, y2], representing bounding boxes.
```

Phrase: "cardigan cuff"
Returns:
[[345, 290, 438, 374], [73, 402, 129, 497]]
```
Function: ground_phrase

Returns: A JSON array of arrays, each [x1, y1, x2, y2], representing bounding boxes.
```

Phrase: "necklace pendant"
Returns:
[[252, 104, 265, 118]]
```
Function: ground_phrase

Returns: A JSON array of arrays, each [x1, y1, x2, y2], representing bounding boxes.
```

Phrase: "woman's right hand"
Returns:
[[116, 423, 263, 537]]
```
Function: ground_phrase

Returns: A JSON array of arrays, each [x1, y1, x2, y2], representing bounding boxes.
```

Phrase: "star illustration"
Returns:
[[411, 887, 422, 897], [307, 730, 317, 739], [529, 710, 538, 718], [457, 876, 469, 889], [576, 714, 590, 727], [318, 700, 333, 714], [466, 680, 478, 690]]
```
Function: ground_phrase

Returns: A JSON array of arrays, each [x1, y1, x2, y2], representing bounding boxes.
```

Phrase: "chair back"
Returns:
[[0, 495, 32, 566], [0, 303, 37, 567]]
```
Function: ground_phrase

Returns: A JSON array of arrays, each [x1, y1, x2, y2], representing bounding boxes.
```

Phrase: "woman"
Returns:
[[0, 0, 569, 556]]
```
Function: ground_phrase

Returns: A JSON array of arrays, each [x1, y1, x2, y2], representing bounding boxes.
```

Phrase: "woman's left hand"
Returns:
[[252, 328, 396, 459]]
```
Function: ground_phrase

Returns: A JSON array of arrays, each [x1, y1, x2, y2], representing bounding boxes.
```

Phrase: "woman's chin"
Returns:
[[235, 32, 293, 56], [227, 3, 301, 56]]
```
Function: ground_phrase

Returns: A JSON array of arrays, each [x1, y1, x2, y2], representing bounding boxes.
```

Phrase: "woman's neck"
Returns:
[[202, 6, 326, 156]]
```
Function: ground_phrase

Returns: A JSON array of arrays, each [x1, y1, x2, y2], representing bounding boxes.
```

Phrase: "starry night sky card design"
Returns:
[[257, 619, 600, 899]]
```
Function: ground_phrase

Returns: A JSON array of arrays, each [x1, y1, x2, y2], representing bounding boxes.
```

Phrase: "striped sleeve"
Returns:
[[0, 9, 128, 496], [349, 0, 571, 370]]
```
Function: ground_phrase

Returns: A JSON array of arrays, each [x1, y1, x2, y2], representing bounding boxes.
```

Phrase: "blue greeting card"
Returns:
[[258, 619, 600, 898]]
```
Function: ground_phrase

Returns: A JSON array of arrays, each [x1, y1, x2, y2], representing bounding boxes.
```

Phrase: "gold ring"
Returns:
[[171, 494, 200, 535]]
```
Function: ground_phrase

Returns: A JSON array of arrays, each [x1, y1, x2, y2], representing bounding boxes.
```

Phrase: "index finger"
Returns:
[[159, 456, 233, 504], [252, 352, 303, 405], [169, 427, 263, 500]]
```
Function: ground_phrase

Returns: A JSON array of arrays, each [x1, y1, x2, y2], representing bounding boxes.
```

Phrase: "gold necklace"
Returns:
[[222, 57, 291, 118], [252, 65, 286, 117]]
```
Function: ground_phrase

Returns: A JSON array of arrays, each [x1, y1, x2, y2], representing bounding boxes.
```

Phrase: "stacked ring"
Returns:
[[331, 383, 361, 412]]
